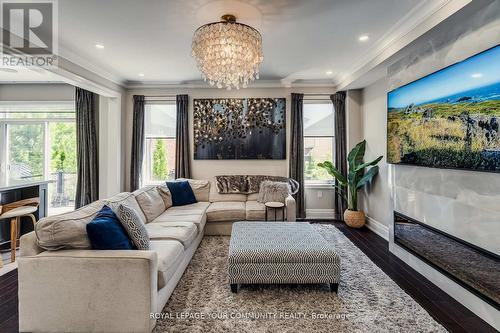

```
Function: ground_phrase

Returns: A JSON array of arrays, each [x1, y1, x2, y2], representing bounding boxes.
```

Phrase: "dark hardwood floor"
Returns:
[[0, 223, 497, 333], [0, 268, 18, 333], [325, 221, 498, 333]]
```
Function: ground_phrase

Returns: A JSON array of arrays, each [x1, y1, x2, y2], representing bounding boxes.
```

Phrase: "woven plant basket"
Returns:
[[344, 209, 366, 228]]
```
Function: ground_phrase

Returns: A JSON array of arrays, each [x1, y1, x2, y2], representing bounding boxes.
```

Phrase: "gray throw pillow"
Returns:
[[257, 181, 290, 204], [117, 204, 150, 250]]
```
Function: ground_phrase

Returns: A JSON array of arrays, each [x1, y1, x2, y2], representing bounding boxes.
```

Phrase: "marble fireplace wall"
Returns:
[[387, 0, 500, 256], [359, 1, 500, 327]]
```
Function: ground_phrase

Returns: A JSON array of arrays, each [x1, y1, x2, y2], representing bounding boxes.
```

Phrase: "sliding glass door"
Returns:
[[0, 103, 76, 215]]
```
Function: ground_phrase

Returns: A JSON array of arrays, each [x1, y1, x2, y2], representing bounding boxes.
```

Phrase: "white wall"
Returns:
[[98, 96, 123, 198], [357, 0, 500, 328], [0, 83, 74, 101], [124, 86, 337, 214], [359, 79, 392, 230]]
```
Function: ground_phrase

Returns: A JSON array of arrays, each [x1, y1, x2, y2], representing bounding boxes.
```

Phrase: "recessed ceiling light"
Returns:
[[325, 70, 333, 75], [471, 73, 483, 78], [358, 35, 369, 42], [95, 44, 104, 49], [138, 73, 145, 77]]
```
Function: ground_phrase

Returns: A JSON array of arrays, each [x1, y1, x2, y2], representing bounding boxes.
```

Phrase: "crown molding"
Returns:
[[57, 45, 127, 86], [125, 79, 336, 90], [336, 0, 472, 89], [1, 1, 471, 91]]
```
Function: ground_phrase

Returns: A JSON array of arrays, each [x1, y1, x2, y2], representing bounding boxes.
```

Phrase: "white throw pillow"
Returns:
[[133, 186, 166, 223], [157, 185, 173, 209]]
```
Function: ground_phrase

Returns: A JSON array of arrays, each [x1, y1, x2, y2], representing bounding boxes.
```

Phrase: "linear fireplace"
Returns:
[[393, 212, 500, 309]]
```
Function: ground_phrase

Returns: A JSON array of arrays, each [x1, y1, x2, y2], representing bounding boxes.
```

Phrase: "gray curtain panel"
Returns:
[[130, 95, 145, 191], [331, 91, 347, 220], [289, 93, 305, 219], [175, 94, 191, 178], [75, 87, 99, 209]]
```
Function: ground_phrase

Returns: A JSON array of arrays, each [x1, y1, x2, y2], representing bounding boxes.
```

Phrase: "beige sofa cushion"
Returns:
[[105, 192, 147, 224], [206, 201, 246, 222], [133, 186, 166, 223], [152, 212, 207, 233], [178, 178, 210, 202], [157, 185, 173, 209], [35, 200, 106, 250], [247, 193, 259, 201], [150, 240, 184, 290], [209, 179, 246, 202], [146, 222, 197, 248], [164, 202, 210, 216], [245, 201, 266, 221]]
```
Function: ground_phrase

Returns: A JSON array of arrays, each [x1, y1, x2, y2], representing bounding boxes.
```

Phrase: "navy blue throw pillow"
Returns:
[[166, 180, 197, 206], [86, 205, 135, 250]]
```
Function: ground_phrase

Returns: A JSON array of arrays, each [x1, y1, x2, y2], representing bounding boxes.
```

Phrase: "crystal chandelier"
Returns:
[[192, 14, 263, 90]]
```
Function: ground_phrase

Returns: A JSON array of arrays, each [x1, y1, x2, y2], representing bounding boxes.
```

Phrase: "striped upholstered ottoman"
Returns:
[[228, 222, 341, 293]]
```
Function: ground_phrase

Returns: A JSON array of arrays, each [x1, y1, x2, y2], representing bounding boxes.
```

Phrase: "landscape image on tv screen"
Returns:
[[387, 45, 500, 172]]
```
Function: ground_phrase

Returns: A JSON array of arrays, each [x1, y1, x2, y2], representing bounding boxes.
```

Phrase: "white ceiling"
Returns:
[[1, 0, 463, 88]]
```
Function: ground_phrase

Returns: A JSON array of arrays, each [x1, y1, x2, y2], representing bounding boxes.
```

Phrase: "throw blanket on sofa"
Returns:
[[215, 175, 290, 194]]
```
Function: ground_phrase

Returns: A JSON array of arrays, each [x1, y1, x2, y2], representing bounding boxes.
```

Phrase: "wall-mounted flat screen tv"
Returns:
[[387, 45, 500, 172]]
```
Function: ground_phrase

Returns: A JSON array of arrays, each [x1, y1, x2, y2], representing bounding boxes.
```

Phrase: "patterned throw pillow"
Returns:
[[257, 181, 290, 203], [117, 204, 150, 250]]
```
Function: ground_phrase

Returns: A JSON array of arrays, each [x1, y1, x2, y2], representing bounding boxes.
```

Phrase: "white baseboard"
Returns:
[[366, 216, 389, 240], [306, 209, 335, 219]]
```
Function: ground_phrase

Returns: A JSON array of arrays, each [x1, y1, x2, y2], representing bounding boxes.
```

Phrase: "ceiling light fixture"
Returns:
[[138, 73, 145, 77], [358, 35, 369, 42], [326, 70, 333, 75], [95, 44, 104, 49], [471, 73, 483, 78], [192, 14, 263, 90]]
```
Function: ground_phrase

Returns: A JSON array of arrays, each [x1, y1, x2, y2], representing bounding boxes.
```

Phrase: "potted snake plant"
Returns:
[[317, 140, 382, 228]]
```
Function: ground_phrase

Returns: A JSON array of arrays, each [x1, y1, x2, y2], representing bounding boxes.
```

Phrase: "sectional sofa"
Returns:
[[17, 178, 296, 333]]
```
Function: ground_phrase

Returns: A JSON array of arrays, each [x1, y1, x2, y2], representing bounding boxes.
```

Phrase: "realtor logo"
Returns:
[[0, 0, 57, 67]]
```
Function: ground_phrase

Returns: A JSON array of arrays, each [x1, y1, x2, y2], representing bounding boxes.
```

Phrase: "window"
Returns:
[[303, 103, 334, 183], [0, 102, 77, 215], [143, 103, 176, 184]]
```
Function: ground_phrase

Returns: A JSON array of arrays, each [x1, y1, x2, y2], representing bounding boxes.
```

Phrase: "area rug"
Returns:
[[155, 224, 446, 332]]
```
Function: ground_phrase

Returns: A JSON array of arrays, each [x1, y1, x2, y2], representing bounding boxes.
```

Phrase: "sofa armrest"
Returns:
[[285, 195, 296, 222], [20, 231, 44, 257], [18, 249, 158, 333]]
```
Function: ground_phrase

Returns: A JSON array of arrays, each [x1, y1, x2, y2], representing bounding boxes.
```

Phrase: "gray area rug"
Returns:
[[155, 224, 446, 332]]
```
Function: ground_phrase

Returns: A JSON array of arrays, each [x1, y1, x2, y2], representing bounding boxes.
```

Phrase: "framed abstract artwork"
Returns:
[[193, 98, 286, 160]]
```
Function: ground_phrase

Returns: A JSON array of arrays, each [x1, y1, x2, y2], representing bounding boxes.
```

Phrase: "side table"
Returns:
[[264, 201, 285, 221]]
